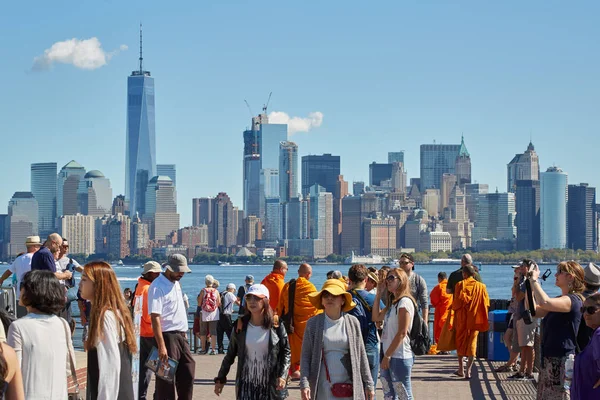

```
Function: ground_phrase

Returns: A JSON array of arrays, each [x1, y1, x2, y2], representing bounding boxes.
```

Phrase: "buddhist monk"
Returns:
[[261, 259, 288, 311], [430, 272, 453, 345], [277, 263, 320, 379], [452, 265, 490, 379]]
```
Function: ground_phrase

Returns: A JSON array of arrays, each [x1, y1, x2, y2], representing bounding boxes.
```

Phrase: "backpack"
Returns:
[[280, 279, 297, 334], [0, 308, 15, 334], [350, 289, 373, 343], [397, 296, 431, 356], [201, 288, 218, 313]]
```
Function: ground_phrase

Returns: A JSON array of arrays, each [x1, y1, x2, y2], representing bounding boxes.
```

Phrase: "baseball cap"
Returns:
[[245, 275, 254, 283], [164, 254, 192, 273], [245, 284, 269, 299], [143, 261, 162, 275], [226, 283, 236, 290]]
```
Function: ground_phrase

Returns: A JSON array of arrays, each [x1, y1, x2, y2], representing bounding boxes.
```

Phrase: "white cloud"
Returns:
[[32, 37, 127, 71], [268, 111, 324, 135]]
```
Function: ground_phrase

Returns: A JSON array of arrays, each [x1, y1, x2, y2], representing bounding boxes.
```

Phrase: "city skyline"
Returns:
[[2, 2, 600, 227]]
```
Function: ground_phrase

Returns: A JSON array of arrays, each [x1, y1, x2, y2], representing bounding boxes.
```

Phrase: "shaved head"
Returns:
[[298, 263, 312, 277], [274, 260, 288, 271]]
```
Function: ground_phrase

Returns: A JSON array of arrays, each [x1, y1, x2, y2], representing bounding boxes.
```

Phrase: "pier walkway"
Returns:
[[145, 353, 537, 399]]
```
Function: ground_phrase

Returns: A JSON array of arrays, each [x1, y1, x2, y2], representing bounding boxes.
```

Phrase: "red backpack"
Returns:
[[202, 288, 218, 313]]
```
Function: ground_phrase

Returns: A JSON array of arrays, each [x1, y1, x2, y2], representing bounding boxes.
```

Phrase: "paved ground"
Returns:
[[75, 351, 538, 399]]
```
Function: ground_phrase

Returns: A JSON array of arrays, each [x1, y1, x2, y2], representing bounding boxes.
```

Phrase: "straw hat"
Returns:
[[308, 279, 356, 313]]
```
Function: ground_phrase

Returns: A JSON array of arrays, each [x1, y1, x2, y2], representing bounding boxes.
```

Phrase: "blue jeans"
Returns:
[[366, 345, 380, 390], [380, 357, 414, 400]]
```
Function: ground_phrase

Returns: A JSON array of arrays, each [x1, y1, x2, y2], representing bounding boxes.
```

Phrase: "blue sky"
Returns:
[[1, 1, 599, 226]]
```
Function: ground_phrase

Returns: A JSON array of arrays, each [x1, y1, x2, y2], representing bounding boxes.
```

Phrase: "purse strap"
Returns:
[[321, 348, 332, 383], [62, 318, 79, 391]]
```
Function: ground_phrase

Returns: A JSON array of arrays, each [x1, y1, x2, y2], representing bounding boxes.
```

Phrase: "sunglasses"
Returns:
[[322, 291, 342, 299], [385, 275, 398, 282], [245, 295, 262, 302], [399, 261, 411, 266], [581, 306, 599, 315]]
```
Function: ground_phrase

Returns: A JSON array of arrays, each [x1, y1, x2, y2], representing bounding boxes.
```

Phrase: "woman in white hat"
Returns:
[[300, 279, 374, 400], [214, 284, 290, 399]]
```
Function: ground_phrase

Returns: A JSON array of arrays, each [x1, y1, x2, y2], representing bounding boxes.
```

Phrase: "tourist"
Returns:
[[446, 254, 482, 295], [300, 279, 374, 400], [56, 238, 82, 332], [262, 260, 288, 311], [7, 270, 73, 399], [31, 233, 64, 275], [451, 265, 490, 379], [0, 236, 41, 317], [214, 284, 290, 399], [365, 271, 378, 295], [373, 268, 415, 400], [77, 282, 92, 348], [326, 270, 335, 279], [0, 342, 24, 399], [237, 275, 254, 316], [148, 254, 195, 400], [198, 274, 221, 355], [276, 263, 320, 380], [347, 264, 383, 389], [133, 261, 162, 400], [571, 293, 600, 399], [398, 253, 429, 323], [527, 260, 585, 400], [494, 271, 521, 373], [507, 260, 536, 381], [217, 283, 239, 354], [576, 262, 600, 351], [80, 261, 136, 399], [123, 287, 132, 303], [430, 271, 453, 346]]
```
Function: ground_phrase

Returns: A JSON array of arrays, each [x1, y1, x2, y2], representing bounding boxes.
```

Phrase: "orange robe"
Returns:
[[430, 279, 453, 343], [261, 271, 286, 311], [277, 277, 321, 373], [451, 277, 490, 357]]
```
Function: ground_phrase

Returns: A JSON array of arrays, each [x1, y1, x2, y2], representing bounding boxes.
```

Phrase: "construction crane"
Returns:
[[244, 100, 253, 118], [262, 92, 272, 114]]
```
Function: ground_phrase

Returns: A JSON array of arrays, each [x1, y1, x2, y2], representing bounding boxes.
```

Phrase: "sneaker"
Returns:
[[508, 372, 524, 380], [208, 349, 217, 355], [494, 365, 513, 373], [522, 373, 535, 381]]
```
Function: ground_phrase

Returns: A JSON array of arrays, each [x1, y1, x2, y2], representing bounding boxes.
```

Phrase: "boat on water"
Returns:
[[430, 258, 461, 265], [344, 252, 384, 265], [386, 259, 399, 268], [117, 260, 124, 266], [218, 261, 231, 266]]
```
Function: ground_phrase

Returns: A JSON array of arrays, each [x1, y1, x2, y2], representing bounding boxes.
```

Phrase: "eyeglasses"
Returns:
[[385, 275, 398, 282], [581, 306, 599, 315]]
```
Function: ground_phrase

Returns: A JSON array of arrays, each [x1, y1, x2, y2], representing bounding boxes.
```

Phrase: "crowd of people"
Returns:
[[0, 232, 598, 399]]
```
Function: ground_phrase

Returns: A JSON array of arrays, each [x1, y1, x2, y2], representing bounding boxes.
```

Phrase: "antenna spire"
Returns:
[[139, 23, 143, 73]]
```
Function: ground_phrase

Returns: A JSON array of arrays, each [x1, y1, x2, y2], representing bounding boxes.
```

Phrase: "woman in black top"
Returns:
[[527, 260, 585, 400]]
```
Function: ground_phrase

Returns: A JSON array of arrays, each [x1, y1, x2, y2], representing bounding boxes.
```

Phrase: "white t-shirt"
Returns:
[[239, 323, 270, 398], [148, 274, 188, 332], [221, 292, 237, 315], [9, 252, 34, 294], [382, 297, 415, 359], [56, 255, 81, 285]]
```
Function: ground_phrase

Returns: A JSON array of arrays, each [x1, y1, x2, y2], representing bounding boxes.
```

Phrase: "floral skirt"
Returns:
[[537, 356, 569, 400]]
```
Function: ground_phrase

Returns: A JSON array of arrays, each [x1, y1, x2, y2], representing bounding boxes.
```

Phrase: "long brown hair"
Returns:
[[85, 261, 137, 353], [558, 261, 585, 296], [388, 268, 415, 306]]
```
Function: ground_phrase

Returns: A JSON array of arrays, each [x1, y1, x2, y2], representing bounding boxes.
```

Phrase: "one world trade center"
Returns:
[[125, 25, 156, 217]]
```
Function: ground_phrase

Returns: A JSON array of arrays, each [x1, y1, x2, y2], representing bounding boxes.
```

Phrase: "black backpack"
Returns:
[[398, 296, 431, 356], [280, 279, 297, 334]]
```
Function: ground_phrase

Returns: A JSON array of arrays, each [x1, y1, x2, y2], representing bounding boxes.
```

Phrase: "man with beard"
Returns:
[[148, 254, 195, 400]]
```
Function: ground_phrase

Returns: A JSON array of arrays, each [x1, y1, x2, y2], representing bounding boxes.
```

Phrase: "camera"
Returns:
[[522, 259, 538, 278]]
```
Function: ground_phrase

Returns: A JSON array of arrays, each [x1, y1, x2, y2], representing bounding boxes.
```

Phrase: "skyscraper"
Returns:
[[211, 192, 235, 252], [125, 27, 156, 218], [192, 198, 212, 226], [388, 151, 405, 164], [243, 127, 261, 218], [419, 142, 462, 191], [78, 170, 112, 216], [472, 192, 516, 246], [390, 162, 407, 194], [441, 174, 458, 211], [333, 175, 349, 255], [507, 142, 540, 193], [341, 196, 361, 255], [368, 162, 393, 187], [57, 160, 86, 217], [301, 154, 341, 196], [31, 162, 57, 236], [309, 190, 333, 256], [515, 180, 541, 251], [264, 197, 281, 241], [144, 176, 179, 241], [157, 164, 176, 186], [112, 195, 126, 215], [279, 141, 298, 204], [540, 167, 568, 249], [59, 214, 96, 255], [7, 192, 38, 256], [455, 136, 471, 185], [464, 183, 489, 224], [568, 183, 596, 251]]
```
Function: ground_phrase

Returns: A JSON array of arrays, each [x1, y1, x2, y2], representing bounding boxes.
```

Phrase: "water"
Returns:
[[71, 263, 562, 349]]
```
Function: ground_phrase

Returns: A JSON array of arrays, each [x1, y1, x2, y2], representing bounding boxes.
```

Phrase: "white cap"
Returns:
[[226, 283, 236, 290], [245, 284, 270, 300]]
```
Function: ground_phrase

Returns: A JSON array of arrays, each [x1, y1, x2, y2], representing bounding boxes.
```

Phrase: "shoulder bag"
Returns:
[[62, 318, 82, 400], [321, 348, 353, 397]]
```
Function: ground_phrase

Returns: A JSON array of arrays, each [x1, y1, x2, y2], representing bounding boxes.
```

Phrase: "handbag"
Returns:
[[321, 348, 353, 398], [437, 309, 456, 352], [62, 318, 82, 400]]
